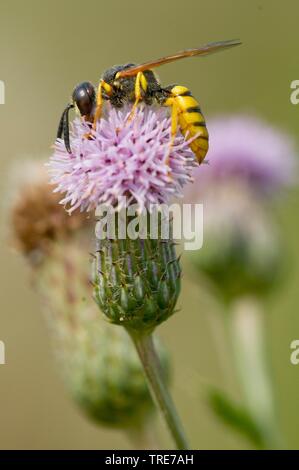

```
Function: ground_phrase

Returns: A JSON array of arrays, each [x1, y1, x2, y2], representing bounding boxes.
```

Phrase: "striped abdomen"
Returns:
[[168, 85, 209, 163]]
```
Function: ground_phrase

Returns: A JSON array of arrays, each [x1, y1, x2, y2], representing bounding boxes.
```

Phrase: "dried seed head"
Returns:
[[10, 164, 88, 259]]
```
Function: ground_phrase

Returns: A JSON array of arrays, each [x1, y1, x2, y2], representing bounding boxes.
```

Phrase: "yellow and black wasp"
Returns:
[[57, 39, 240, 162]]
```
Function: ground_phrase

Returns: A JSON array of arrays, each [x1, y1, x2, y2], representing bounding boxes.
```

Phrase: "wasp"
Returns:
[[57, 39, 240, 162]]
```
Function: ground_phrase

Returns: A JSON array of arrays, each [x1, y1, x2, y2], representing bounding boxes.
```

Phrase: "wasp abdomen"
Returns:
[[169, 85, 209, 163]]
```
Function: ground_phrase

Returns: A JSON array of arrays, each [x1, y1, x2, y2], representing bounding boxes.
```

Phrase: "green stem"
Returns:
[[127, 330, 189, 450], [227, 296, 283, 449]]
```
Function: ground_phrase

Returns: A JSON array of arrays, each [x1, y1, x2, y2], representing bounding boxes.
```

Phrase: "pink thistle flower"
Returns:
[[184, 115, 297, 202], [49, 105, 197, 213]]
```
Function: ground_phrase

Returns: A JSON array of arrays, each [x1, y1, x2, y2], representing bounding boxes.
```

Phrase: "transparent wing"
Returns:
[[117, 39, 241, 78]]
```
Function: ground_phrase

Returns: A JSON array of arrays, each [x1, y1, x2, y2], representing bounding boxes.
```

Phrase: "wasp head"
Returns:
[[72, 81, 95, 118], [57, 81, 95, 154]]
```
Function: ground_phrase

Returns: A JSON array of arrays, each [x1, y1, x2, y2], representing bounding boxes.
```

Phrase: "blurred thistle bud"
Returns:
[[49, 105, 197, 333], [9, 162, 170, 430], [183, 116, 297, 302], [37, 242, 169, 428], [187, 182, 282, 301]]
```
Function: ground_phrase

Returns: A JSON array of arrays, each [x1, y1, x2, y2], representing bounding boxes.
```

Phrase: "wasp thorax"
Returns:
[[102, 64, 136, 84]]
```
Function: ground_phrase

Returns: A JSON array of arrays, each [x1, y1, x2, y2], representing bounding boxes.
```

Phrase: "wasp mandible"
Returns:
[[57, 39, 241, 162]]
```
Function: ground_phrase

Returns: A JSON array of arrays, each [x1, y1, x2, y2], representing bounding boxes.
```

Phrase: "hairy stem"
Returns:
[[127, 330, 189, 450]]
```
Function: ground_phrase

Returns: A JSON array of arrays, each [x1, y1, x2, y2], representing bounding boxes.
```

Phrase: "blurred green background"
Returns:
[[0, 0, 298, 449]]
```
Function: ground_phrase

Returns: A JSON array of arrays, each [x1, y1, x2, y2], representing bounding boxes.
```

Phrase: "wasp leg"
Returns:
[[92, 80, 113, 131], [126, 71, 148, 122]]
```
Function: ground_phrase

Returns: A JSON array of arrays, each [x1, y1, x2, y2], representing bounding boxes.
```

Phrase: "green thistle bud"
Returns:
[[187, 184, 282, 303], [93, 212, 181, 334]]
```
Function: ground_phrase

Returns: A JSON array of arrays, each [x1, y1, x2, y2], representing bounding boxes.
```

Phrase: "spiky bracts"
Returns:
[[93, 215, 181, 333]]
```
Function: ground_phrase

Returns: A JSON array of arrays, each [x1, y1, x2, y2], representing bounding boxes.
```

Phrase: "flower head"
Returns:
[[49, 105, 196, 213], [184, 115, 297, 202]]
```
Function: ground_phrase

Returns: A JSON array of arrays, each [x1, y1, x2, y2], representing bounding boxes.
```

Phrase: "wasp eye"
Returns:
[[72, 81, 95, 116]]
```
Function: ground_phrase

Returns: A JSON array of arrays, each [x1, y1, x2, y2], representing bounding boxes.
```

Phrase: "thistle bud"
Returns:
[[187, 183, 282, 302], [93, 213, 181, 333]]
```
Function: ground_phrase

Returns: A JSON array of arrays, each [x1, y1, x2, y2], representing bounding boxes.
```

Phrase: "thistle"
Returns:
[[48, 105, 197, 449], [9, 163, 170, 435], [183, 115, 297, 448], [184, 115, 296, 302]]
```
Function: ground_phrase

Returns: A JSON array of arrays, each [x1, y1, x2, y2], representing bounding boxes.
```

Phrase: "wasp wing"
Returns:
[[117, 39, 241, 78]]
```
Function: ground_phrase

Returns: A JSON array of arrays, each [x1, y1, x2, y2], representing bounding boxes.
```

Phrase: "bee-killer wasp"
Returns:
[[57, 39, 240, 163]]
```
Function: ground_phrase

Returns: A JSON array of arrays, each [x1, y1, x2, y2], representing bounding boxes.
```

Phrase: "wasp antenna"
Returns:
[[63, 104, 74, 154], [56, 106, 68, 139]]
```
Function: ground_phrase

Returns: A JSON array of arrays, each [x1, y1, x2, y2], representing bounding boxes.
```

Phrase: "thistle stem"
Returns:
[[127, 330, 189, 450], [227, 296, 283, 449]]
